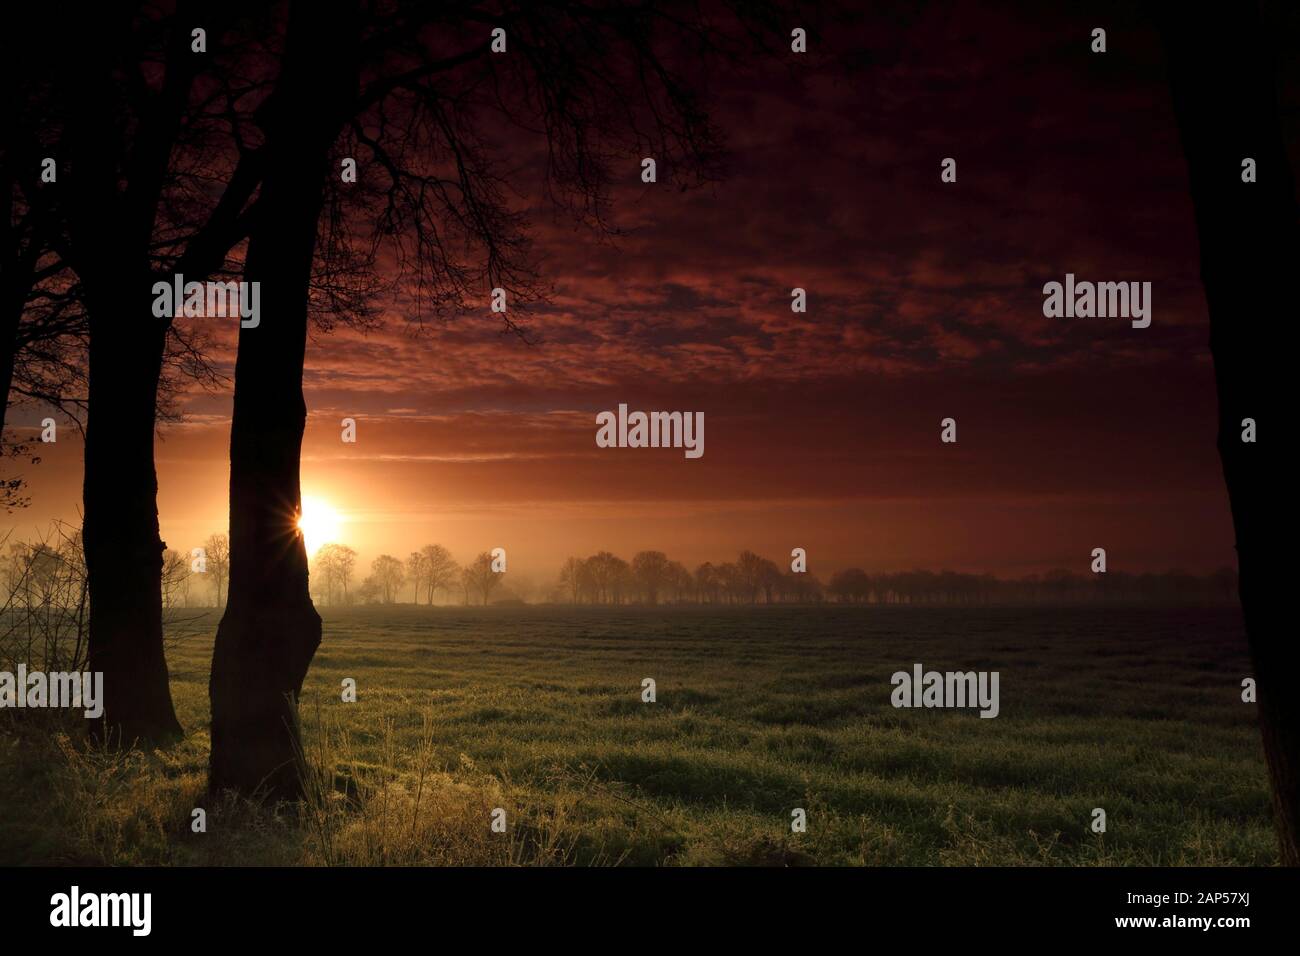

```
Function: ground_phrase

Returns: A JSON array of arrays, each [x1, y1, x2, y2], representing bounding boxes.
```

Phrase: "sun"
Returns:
[[297, 496, 342, 555]]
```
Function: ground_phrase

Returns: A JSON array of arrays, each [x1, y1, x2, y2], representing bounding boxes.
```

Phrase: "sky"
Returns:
[[3, 2, 1242, 585]]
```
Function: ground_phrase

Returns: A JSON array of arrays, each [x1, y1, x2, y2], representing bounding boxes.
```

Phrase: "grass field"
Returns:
[[0, 605, 1277, 866]]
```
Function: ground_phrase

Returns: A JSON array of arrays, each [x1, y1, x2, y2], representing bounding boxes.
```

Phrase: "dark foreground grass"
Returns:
[[0, 605, 1277, 865]]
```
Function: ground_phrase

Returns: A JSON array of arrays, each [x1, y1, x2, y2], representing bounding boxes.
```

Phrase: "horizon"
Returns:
[[0, 4, 1239, 578]]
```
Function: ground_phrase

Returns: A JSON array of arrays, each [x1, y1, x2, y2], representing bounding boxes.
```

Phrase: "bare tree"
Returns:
[[369, 553, 405, 604], [356, 574, 381, 605], [693, 562, 718, 604], [160, 549, 191, 609], [631, 550, 670, 605], [666, 561, 692, 603], [310, 543, 357, 606], [420, 544, 459, 605], [465, 551, 501, 607], [558, 556, 585, 604], [736, 550, 768, 604], [203, 533, 230, 607], [459, 562, 475, 606], [0, 523, 89, 674], [405, 550, 427, 603]]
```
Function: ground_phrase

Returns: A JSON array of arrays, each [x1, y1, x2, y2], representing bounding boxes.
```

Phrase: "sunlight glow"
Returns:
[[298, 496, 342, 555]]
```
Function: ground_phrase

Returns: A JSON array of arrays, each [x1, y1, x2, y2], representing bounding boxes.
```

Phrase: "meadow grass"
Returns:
[[0, 605, 1277, 866]]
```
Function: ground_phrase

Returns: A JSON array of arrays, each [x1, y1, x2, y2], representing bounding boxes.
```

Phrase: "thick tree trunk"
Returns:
[[83, 269, 182, 743], [49, 4, 202, 746], [209, 0, 359, 799], [1160, 6, 1297, 863]]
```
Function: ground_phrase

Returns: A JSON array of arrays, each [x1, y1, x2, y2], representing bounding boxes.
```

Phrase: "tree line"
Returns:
[[0, 531, 1245, 611], [551, 550, 1239, 606], [309, 544, 503, 607]]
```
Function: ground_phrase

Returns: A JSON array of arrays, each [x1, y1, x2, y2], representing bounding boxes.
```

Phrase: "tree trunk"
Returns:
[[1, 173, 23, 440], [209, 0, 359, 799], [0, 310, 20, 439], [1, 185, 25, 439], [83, 269, 182, 743], [1160, 5, 1297, 863], [53, 1, 245, 744]]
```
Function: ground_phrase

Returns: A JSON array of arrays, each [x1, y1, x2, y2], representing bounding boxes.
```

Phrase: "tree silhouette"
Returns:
[[419, 544, 459, 605], [631, 550, 671, 605], [404, 550, 426, 603], [203, 533, 230, 607], [465, 551, 501, 606], [693, 562, 719, 604], [558, 556, 585, 603], [17, 1, 272, 743], [310, 543, 359, 606], [208, 0, 793, 796], [368, 553, 405, 603], [1, 36, 88, 508], [1160, 2, 1298, 864], [160, 548, 192, 609]]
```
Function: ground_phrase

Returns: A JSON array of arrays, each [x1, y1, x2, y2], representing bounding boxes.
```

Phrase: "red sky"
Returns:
[[4, 3, 1240, 584]]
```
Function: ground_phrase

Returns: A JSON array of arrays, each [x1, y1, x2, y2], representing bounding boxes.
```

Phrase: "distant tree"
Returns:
[[576, 557, 599, 604], [0, 523, 89, 672], [405, 551, 426, 602], [203, 533, 230, 607], [783, 570, 822, 603], [631, 550, 671, 605], [369, 554, 405, 604], [420, 544, 459, 605], [356, 575, 381, 605], [311, 543, 357, 606], [609, 556, 633, 605], [309, 546, 335, 606], [716, 562, 741, 604], [465, 551, 502, 607], [757, 556, 783, 604], [694, 562, 719, 604], [736, 551, 771, 604], [558, 556, 585, 603], [334, 546, 357, 604], [160, 549, 191, 609], [586, 552, 623, 605], [666, 561, 693, 603], [5, 541, 63, 608], [828, 568, 870, 604]]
